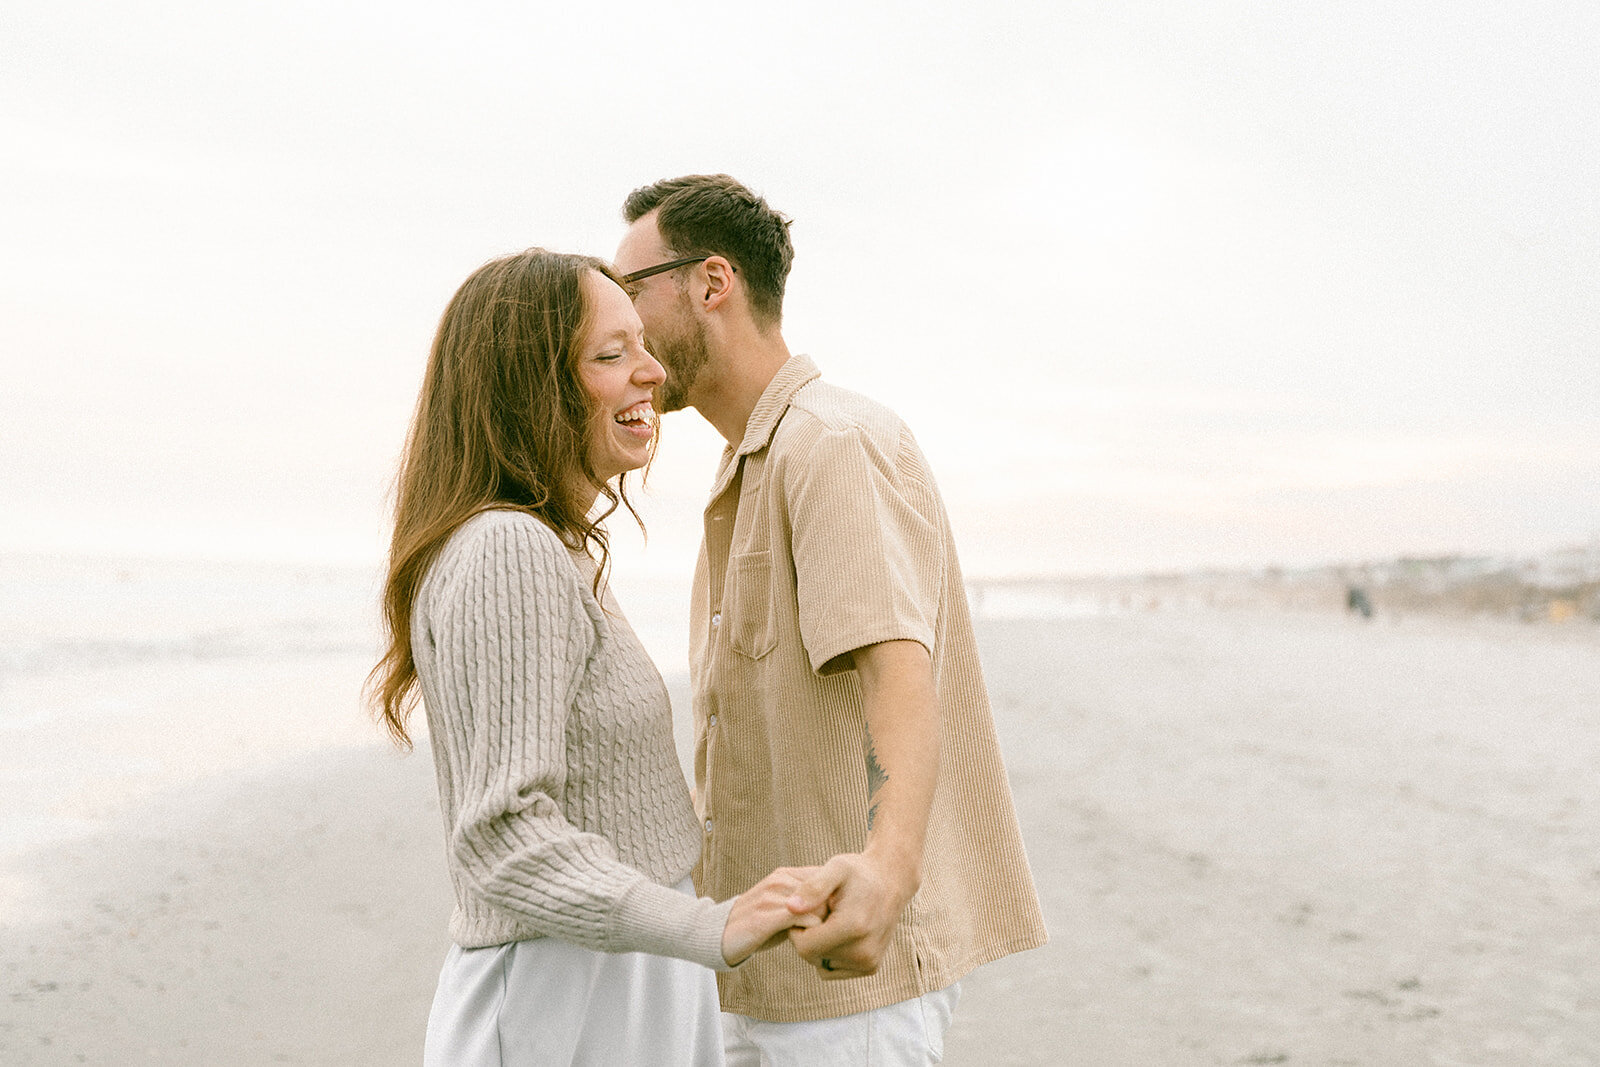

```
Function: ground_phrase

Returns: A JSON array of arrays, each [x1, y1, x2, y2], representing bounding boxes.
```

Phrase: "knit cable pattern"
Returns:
[[413, 509, 733, 970]]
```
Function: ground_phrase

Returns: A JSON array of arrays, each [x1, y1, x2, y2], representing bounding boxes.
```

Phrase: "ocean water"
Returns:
[[0, 553, 1098, 874], [966, 581, 1117, 620], [0, 554, 383, 684], [0, 553, 1113, 730], [0, 555, 393, 883]]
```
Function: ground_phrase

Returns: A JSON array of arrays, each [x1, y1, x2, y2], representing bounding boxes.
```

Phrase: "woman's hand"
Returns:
[[721, 866, 828, 967]]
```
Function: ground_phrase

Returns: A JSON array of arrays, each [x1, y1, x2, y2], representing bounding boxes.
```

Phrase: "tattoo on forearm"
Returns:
[[864, 726, 888, 830]]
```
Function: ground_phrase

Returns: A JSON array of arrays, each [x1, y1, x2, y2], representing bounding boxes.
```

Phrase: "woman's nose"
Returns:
[[637, 350, 666, 387]]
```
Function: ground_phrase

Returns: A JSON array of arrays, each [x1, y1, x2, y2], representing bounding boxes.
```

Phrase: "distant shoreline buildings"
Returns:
[[968, 539, 1600, 624]]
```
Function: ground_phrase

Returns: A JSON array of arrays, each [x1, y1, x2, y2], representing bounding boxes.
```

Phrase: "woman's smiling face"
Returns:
[[575, 270, 667, 485]]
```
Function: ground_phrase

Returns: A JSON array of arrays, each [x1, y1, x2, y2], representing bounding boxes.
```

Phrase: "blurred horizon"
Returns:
[[2, 524, 1595, 584]]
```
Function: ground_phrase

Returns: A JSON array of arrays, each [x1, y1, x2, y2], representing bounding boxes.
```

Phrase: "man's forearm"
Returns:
[[784, 639, 942, 977], [852, 639, 941, 895]]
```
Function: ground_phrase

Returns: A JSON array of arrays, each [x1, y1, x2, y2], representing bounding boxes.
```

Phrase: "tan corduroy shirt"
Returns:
[[690, 355, 1048, 1022]]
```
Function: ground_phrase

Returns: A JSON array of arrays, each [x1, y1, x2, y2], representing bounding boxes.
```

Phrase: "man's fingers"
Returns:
[[788, 913, 870, 961], [791, 934, 880, 981], [785, 862, 848, 915], [786, 919, 841, 958], [789, 915, 887, 980]]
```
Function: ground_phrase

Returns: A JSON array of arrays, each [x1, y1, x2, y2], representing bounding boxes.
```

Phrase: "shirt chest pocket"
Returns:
[[727, 550, 777, 660]]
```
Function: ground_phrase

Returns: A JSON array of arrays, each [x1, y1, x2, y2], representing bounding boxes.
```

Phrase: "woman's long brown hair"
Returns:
[[367, 249, 644, 749]]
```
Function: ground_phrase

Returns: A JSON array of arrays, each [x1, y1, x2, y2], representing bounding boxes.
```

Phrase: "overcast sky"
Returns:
[[3, 1, 1596, 576]]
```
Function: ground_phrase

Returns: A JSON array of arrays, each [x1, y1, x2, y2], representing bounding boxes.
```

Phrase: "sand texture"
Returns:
[[3, 607, 1599, 1065]]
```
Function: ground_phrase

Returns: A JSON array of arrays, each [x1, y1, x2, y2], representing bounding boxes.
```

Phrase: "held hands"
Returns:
[[782, 851, 918, 980], [721, 867, 827, 967]]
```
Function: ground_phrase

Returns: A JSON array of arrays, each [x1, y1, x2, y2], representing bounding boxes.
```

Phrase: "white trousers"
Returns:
[[721, 983, 961, 1067], [423, 881, 724, 1066]]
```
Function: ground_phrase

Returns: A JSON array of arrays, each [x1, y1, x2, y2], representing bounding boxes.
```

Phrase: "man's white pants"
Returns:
[[721, 983, 960, 1066]]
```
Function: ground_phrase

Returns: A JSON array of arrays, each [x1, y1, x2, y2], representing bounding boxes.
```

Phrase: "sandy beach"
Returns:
[[3, 560, 1599, 1065]]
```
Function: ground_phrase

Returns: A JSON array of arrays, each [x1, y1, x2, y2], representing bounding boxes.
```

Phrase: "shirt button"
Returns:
[[711, 612, 722, 628], [709, 713, 718, 727], [704, 818, 713, 833]]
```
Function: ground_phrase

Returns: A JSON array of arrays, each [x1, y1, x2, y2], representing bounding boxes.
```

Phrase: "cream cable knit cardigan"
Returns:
[[412, 508, 734, 970]]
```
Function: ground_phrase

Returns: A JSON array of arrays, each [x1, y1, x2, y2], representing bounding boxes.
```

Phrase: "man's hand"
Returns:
[[721, 866, 826, 967], [783, 851, 918, 980]]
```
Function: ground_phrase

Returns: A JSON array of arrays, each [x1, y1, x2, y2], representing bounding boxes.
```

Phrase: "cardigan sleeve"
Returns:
[[428, 512, 733, 970]]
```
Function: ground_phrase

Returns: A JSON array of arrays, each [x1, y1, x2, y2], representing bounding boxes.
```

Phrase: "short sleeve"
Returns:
[[784, 421, 944, 675]]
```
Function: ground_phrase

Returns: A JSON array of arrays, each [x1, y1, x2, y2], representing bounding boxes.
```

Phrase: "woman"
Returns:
[[369, 250, 814, 1065]]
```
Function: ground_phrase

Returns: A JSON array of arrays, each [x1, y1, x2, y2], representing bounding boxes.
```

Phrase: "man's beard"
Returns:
[[649, 311, 709, 414]]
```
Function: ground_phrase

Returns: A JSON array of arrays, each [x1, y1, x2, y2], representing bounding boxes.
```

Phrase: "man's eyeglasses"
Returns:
[[620, 256, 710, 285]]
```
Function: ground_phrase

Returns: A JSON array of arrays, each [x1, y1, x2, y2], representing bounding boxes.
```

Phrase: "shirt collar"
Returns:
[[734, 354, 821, 458]]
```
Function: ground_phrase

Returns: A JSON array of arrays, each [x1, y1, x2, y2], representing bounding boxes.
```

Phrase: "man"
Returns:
[[616, 175, 1046, 1064]]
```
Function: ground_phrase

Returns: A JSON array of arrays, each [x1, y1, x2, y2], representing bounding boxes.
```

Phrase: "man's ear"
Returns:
[[700, 256, 736, 312]]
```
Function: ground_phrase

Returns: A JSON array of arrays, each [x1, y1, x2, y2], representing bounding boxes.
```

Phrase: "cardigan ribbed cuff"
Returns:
[[608, 880, 737, 972]]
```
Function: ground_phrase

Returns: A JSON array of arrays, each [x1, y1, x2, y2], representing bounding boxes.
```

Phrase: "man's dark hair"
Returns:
[[623, 174, 794, 328]]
